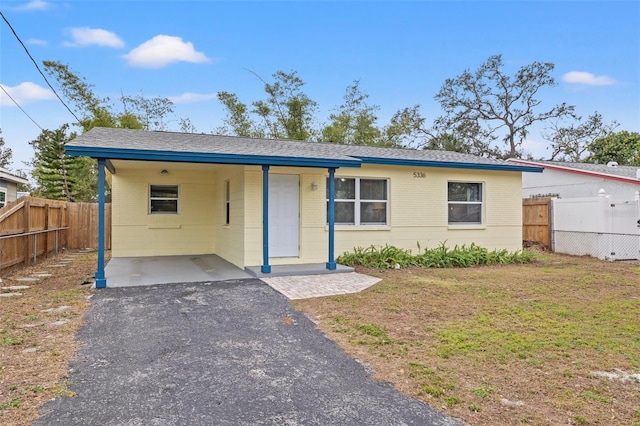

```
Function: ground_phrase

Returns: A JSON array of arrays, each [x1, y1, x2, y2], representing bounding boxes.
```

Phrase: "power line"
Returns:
[[0, 84, 43, 130], [0, 10, 82, 124]]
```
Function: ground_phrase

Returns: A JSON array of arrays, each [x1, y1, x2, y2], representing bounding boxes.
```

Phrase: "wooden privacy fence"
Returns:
[[523, 197, 552, 249], [67, 202, 112, 251], [0, 197, 111, 274]]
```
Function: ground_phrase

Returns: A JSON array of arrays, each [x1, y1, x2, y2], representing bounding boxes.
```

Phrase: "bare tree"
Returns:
[[435, 54, 575, 159], [543, 112, 618, 162]]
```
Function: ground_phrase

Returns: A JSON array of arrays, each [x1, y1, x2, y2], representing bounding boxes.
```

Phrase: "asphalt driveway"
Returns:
[[35, 279, 462, 426]]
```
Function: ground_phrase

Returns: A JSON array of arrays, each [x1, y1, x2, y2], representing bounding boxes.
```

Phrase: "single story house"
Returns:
[[0, 168, 29, 208], [509, 159, 640, 199], [67, 127, 541, 287]]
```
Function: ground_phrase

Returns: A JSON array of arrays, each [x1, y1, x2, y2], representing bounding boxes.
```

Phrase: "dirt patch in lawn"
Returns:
[[0, 251, 100, 426], [294, 253, 640, 426]]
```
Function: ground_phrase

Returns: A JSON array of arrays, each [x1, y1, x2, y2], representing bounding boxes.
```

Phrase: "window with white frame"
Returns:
[[150, 185, 178, 214], [326, 177, 388, 225], [448, 182, 483, 224], [224, 179, 230, 225], [0, 188, 6, 208]]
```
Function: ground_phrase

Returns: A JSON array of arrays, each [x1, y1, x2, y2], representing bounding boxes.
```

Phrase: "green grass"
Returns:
[[0, 398, 21, 410], [294, 252, 640, 425]]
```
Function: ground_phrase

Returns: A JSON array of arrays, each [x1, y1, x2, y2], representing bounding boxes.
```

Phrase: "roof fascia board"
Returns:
[[509, 159, 640, 184], [0, 171, 29, 184], [65, 146, 362, 169], [356, 156, 543, 173]]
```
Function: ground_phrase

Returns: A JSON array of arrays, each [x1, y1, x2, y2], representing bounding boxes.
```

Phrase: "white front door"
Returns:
[[269, 174, 299, 257]]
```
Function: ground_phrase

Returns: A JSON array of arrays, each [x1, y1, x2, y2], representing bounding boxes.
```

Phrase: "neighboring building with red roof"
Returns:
[[509, 159, 640, 200]]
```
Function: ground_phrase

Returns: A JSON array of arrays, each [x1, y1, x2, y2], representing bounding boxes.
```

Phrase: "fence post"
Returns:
[[64, 204, 69, 250], [23, 200, 30, 267], [43, 203, 49, 258]]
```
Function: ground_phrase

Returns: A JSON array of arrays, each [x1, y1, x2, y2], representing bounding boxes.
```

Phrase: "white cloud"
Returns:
[[562, 71, 616, 86], [123, 35, 210, 68], [63, 27, 125, 48], [26, 38, 47, 46], [0, 82, 56, 106], [169, 92, 218, 104], [9, 0, 50, 11]]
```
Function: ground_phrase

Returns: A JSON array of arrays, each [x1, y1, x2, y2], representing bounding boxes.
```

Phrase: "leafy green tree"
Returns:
[[217, 71, 430, 148], [254, 70, 317, 140], [178, 117, 198, 134], [322, 80, 383, 145], [36, 61, 175, 201], [30, 125, 95, 202], [216, 91, 260, 137], [382, 105, 429, 148], [434, 54, 575, 159], [0, 128, 13, 168], [543, 112, 618, 161], [43, 61, 172, 132], [218, 70, 317, 140], [120, 92, 174, 131], [585, 131, 640, 166], [422, 133, 472, 154]]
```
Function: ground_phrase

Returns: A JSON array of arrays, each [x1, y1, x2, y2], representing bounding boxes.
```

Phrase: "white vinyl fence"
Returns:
[[552, 190, 640, 261]]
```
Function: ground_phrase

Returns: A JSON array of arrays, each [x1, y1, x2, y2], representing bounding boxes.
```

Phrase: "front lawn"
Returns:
[[294, 253, 640, 425]]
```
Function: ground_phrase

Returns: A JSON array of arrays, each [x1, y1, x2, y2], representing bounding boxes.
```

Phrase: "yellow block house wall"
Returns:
[[111, 162, 522, 268], [111, 165, 219, 258], [242, 164, 523, 266], [212, 165, 246, 268]]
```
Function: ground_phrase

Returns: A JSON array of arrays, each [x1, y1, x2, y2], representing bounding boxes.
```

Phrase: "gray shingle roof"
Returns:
[[67, 127, 539, 172]]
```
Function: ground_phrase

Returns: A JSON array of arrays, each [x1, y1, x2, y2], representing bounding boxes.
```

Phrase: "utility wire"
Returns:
[[0, 10, 82, 124], [0, 84, 43, 130]]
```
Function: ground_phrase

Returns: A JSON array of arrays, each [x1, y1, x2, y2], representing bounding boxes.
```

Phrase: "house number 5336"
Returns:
[[413, 172, 426, 178]]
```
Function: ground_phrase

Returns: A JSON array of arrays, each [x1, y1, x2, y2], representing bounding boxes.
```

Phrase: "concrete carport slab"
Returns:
[[104, 255, 251, 287], [35, 279, 462, 426]]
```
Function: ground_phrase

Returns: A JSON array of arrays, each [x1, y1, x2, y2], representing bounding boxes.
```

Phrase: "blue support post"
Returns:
[[326, 167, 337, 270], [261, 165, 271, 273], [95, 158, 107, 288]]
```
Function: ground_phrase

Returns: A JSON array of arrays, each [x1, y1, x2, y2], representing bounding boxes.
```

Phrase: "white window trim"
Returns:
[[327, 177, 389, 226], [149, 184, 179, 215], [0, 187, 6, 208], [447, 181, 484, 226], [224, 179, 230, 225]]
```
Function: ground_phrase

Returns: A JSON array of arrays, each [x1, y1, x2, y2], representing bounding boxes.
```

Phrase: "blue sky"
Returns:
[[1, 0, 639, 172]]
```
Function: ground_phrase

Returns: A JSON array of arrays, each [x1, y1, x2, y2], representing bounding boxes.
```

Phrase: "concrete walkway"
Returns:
[[35, 279, 461, 426], [261, 273, 381, 299]]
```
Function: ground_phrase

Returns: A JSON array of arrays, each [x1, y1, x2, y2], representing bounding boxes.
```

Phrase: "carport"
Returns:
[[65, 128, 362, 288], [104, 254, 355, 288]]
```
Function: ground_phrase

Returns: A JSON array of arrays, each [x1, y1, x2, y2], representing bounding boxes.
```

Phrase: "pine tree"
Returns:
[[31, 125, 94, 202]]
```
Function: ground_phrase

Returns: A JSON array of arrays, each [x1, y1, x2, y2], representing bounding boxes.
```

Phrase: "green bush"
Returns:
[[337, 242, 536, 269]]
